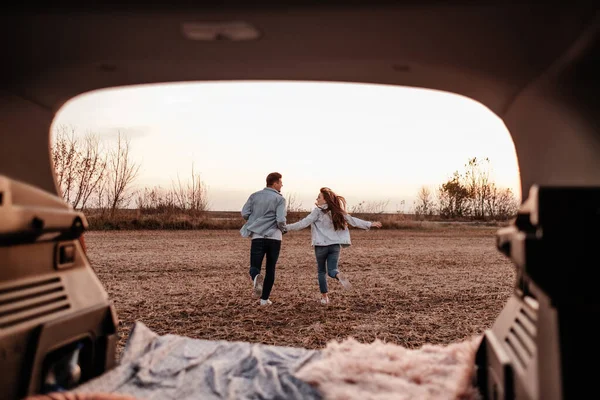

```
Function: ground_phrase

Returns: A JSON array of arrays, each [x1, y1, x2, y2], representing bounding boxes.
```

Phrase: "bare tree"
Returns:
[[437, 171, 470, 219], [51, 125, 79, 205], [285, 192, 305, 212], [486, 184, 519, 220], [395, 200, 406, 215], [464, 157, 492, 219], [414, 186, 435, 219], [438, 157, 519, 221], [350, 200, 389, 214], [172, 163, 210, 213], [189, 165, 209, 212], [106, 132, 140, 216], [51, 125, 107, 210], [349, 201, 365, 213], [136, 186, 177, 214], [72, 134, 107, 209], [95, 176, 108, 214]]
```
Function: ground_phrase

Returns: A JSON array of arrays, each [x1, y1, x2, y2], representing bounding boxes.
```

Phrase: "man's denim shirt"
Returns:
[[240, 187, 287, 238]]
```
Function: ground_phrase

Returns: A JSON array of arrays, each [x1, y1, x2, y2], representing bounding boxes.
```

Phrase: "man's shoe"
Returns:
[[253, 274, 264, 298], [320, 298, 330, 305], [337, 272, 351, 289], [260, 299, 272, 306]]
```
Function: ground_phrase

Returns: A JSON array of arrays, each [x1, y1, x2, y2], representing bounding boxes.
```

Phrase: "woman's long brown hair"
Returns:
[[320, 187, 348, 230]]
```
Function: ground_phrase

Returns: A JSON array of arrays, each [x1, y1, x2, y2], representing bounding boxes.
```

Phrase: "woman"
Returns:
[[284, 187, 382, 304]]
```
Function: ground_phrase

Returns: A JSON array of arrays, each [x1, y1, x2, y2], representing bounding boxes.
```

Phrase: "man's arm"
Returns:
[[276, 196, 287, 231], [241, 195, 253, 220]]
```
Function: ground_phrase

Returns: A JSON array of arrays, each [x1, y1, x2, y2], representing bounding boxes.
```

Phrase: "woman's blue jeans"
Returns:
[[314, 244, 341, 293]]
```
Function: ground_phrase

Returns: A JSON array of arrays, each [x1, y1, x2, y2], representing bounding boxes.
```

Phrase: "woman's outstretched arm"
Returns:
[[344, 214, 382, 229], [285, 208, 321, 231]]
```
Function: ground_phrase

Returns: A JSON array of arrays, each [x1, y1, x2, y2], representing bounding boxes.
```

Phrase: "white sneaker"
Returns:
[[253, 274, 264, 298], [320, 298, 330, 305], [260, 299, 272, 306], [337, 272, 351, 289]]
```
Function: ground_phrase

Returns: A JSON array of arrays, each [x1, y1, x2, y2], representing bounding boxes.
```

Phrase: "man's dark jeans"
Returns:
[[249, 238, 281, 300]]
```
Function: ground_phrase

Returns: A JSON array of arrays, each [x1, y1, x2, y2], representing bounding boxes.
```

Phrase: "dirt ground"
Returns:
[[85, 227, 515, 357]]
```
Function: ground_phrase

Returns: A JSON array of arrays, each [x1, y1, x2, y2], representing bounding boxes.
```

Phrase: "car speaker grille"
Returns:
[[0, 277, 70, 329], [504, 306, 537, 370]]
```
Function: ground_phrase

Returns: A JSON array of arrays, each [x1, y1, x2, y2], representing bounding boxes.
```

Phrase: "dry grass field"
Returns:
[[85, 226, 515, 358]]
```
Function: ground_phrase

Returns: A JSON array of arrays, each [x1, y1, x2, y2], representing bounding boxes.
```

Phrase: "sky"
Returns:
[[52, 81, 521, 212]]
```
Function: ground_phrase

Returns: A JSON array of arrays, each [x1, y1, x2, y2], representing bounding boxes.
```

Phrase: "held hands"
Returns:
[[371, 221, 382, 228]]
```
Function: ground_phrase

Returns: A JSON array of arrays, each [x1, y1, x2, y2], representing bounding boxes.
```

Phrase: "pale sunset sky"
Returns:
[[52, 81, 521, 212]]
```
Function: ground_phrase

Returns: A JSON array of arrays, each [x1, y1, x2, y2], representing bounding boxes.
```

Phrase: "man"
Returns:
[[241, 172, 287, 306]]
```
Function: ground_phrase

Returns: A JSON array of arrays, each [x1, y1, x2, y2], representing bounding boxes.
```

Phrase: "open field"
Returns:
[[85, 227, 516, 357]]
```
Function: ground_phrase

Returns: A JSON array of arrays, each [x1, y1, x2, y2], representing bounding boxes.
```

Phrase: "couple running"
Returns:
[[241, 172, 382, 306]]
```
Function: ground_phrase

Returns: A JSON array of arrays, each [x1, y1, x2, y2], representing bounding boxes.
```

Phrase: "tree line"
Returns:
[[52, 126, 518, 221], [413, 157, 519, 220], [51, 125, 209, 217]]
